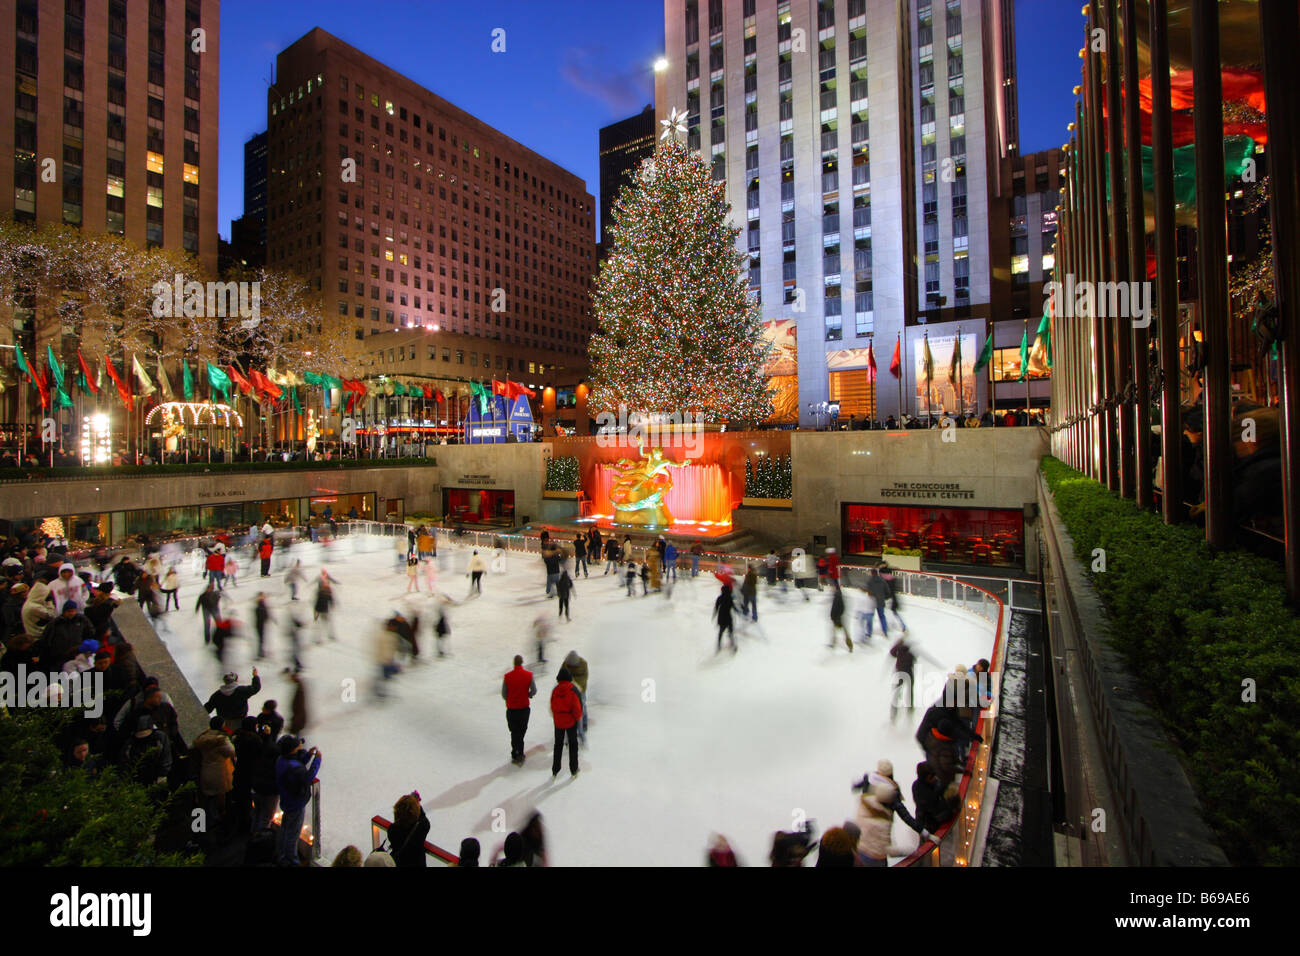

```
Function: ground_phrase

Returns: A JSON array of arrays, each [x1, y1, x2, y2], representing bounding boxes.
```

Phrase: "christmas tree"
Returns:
[[588, 121, 772, 424]]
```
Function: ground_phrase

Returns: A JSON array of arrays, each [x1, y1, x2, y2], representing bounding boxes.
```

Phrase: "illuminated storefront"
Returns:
[[842, 502, 1025, 567]]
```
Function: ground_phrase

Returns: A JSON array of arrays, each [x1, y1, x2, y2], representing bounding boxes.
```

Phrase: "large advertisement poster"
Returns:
[[912, 332, 977, 417], [762, 319, 798, 424]]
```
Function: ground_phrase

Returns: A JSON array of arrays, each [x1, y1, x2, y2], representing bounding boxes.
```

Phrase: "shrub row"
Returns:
[[1041, 455, 1300, 865]]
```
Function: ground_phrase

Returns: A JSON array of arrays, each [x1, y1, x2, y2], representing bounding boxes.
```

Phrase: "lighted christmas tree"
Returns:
[[588, 114, 772, 424], [39, 516, 65, 540]]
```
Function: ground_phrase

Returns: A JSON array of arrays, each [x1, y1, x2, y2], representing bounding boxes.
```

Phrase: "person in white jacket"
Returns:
[[49, 563, 88, 614], [467, 550, 487, 595], [854, 781, 913, 867]]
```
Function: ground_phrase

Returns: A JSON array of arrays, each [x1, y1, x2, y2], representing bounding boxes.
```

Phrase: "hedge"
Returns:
[[1041, 455, 1300, 865], [0, 456, 438, 482], [0, 708, 200, 866]]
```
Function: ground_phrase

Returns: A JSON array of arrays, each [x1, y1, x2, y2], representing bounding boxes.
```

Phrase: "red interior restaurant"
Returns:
[[842, 503, 1025, 567], [442, 487, 515, 526]]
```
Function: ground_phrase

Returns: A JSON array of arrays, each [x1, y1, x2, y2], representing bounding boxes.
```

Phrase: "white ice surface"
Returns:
[[158, 537, 995, 866]]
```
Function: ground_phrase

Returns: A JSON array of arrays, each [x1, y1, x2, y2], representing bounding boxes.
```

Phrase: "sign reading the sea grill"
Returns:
[[878, 481, 975, 501], [456, 474, 497, 486]]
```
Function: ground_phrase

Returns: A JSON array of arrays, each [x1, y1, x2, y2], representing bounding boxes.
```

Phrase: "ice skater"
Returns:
[[828, 581, 853, 652], [372, 618, 400, 699], [285, 561, 304, 602], [550, 666, 583, 779], [555, 567, 574, 622], [623, 560, 638, 597], [502, 654, 537, 765], [533, 613, 555, 665], [861, 568, 891, 641], [432, 594, 454, 657], [572, 535, 588, 578], [313, 570, 337, 643], [253, 592, 272, 659], [467, 550, 486, 595], [405, 556, 420, 593], [713, 584, 737, 653], [421, 555, 437, 593], [879, 563, 907, 633]]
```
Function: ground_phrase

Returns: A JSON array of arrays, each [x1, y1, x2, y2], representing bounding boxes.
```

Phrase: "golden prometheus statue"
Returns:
[[610, 445, 689, 528]]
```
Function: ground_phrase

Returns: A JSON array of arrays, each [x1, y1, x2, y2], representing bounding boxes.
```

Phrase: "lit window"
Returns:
[[1042, 253, 1055, 272], [106, 176, 124, 198], [146, 151, 164, 174], [1011, 254, 1028, 275], [385, 100, 394, 115], [384, 249, 394, 261], [183, 163, 199, 185], [146, 186, 163, 208]]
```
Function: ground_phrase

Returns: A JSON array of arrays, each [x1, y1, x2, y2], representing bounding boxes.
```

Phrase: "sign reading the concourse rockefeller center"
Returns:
[[878, 481, 976, 501]]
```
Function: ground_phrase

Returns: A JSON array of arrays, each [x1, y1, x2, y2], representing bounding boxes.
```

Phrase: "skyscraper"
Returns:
[[264, 28, 596, 375], [658, 0, 1016, 424], [598, 105, 656, 256], [1, 0, 221, 275]]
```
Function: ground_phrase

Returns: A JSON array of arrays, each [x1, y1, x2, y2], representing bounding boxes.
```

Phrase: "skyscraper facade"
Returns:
[[658, 0, 1016, 424], [265, 28, 596, 377]]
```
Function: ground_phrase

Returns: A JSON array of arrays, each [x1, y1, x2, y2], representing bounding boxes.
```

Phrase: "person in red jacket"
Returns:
[[501, 655, 537, 766], [825, 547, 841, 585], [550, 667, 583, 779], [205, 546, 226, 590], [258, 537, 273, 577]]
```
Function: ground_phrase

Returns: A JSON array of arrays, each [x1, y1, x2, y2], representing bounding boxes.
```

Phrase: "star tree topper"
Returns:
[[660, 106, 688, 142]]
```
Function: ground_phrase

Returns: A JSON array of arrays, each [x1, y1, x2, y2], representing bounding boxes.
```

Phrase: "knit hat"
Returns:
[[97, 581, 114, 593], [278, 735, 301, 756], [877, 758, 894, 778], [222, 673, 238, 685], [62, 601, 78, 611], [94, 650, 111, 661], [78, 639, 99, 655], [557, 667, 572, 682]]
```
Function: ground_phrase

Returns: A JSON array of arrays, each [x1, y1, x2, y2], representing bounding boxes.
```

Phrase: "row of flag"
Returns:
[[7, 345, 537, 418], [852, 313, 1053, 387]]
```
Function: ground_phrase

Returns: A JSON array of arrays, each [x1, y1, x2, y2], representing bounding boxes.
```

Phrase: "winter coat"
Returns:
[[713, 589, 735, 624], [373, 625, 398, 665], [22, 584, 55, 637], [550, 679, 583, 729], [193, 728, 236, 796], [890, 639, 915, 675], [113, 562, 140, 593], [913, 776, 956, 832], [542, 551, 561, 575], [854, 792, 910, 861], [119, 729, 173, 785], [49, 570, 88, 613], [195, 589, 222, 615], [2, 593, 26, 638], [388, 810, 431, 867], [866, 574, 891, 606], [741, 569, 758, 598], [502, 665, 537, 709], [562, 652, 589, 695], [251, 736, 280, 794], [830, 588, 846, 626], [275, 750, 321, 813], [204, 674, 262, 723], [467, 554, 487, 574], [573, 539, 587, 560], [204, 552, 225, 574], [314, 584, 334, 614], [604, 539, 620, 561], [288, 681, 308, 736], [43, 613, 96, 664], [555, 572, 574, 599]]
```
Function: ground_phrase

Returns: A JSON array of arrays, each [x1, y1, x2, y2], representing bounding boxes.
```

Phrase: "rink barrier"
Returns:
[[370, 815, 459, 865]]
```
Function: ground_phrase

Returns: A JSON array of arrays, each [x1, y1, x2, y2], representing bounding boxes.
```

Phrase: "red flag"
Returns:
[[507, 381, 536, 400], [248, 369, 282, 400], [104, 357, 133, 408], [867, 342, 877, 381], [32, 365, 50, 410], [889, 336, 901, 380], [227, 365, 254, 395], [77, 349, 99, 395], [433, 388, 446, 403], [421, 384, 434, 400], [491, 379, 510, 397]]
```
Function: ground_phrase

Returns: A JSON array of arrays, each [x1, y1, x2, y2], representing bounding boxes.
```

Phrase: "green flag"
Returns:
[[206, 362, 231, 401], [1019, 327, 1030, 383], [46, 345, 65, 389], [55, 386, 73, 409], [973, 333, 995, 374], [1033, 312, 1053, 370], [182, 360, 194, 400], [14, 345, 29, 378], [291, 386, 302, 414], [470, 380, 490, 414]]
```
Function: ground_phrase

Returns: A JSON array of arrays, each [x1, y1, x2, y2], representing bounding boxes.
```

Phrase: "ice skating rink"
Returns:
[[161, 535, 997, 866]]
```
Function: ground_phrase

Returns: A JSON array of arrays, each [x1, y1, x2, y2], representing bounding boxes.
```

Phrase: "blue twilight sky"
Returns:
[[217, 0, 1082, 239]]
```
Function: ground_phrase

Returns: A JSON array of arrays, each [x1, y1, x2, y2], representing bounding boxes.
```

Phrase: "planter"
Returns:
[[543, 489, 580, 499], [741, 496, 793, 509], [881, 553, 922, 571]]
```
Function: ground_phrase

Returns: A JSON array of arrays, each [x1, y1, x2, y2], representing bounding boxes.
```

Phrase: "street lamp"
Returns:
[[653, 57, 668, 73]]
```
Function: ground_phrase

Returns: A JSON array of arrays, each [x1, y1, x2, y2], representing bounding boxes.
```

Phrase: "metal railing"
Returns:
[[370, 815, 459, 866]]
